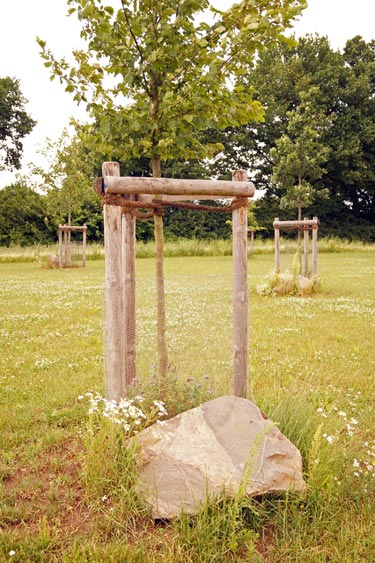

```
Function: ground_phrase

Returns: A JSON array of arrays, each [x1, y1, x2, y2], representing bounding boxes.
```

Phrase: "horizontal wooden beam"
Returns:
[[58, 225, 87, 232], [273, 218, 319, 229], [136, 194, 233, 203], [95, 176, 255, 198]]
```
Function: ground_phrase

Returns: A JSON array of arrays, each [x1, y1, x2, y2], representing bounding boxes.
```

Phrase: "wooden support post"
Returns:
[[249, 229, 255, 255], [303, 217, 309, 277], [312, 216, 318, 281], [67, 229, 71, 265], [58, 226, 63, 268], [63, 229, 68, 267], [122, 203, 137, 386], [103, 162, 126, 401], [232, 170, 248, 398], [274, 218, 281, 273], [82, 225, 87, 268]]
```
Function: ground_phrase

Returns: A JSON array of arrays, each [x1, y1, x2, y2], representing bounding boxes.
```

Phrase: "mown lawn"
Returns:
[[0, 249, 374, 562]]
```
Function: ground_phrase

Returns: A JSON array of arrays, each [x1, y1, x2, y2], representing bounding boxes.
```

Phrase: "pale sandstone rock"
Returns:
[[133, 395, 306, 519]]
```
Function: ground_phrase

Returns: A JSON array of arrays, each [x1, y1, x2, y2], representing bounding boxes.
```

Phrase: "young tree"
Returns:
[[0, 77, 36, 171], [38, 0, 306, 378], [270, 87, 330, 268], [33, 129, 96, 228], [270, 87, 330, 221]]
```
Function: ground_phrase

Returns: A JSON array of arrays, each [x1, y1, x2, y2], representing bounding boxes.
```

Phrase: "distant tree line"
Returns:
[[1, 34, 374, 246]]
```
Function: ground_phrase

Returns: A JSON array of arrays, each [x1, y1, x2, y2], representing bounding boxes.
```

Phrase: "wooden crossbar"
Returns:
[[58, 225, 87, 232], [95, 175, 255, 198], [273, 218, 319, 229]]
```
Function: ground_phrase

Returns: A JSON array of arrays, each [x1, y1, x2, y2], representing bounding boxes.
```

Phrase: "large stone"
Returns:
[[133, 395, 306, 519]]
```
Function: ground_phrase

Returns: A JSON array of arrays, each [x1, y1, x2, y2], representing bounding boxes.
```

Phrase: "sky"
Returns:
[[1, 0, 375, 189]]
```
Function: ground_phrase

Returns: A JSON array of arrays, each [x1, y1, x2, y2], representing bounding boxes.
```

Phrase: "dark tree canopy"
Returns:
[[0, 77, 36, 171], [203, 34, 375, 239]]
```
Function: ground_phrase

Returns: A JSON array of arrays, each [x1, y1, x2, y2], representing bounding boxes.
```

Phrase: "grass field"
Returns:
[[1, 248, 374, 562]]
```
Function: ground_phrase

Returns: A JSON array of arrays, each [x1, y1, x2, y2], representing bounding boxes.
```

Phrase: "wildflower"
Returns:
[[349, 417, 359, 425], [338, 411, 347, 418], [323, 433, 335, 444], [153, 400, 168, 416], [9, 551, 15, 557]]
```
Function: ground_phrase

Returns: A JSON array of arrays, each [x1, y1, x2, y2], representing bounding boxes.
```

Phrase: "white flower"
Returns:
[[338, 411, 347, 418], [153, 400, 168, 416], [9, 551, 15, 557], [323, 433, 335, 444], [349, 417, 359, 425]]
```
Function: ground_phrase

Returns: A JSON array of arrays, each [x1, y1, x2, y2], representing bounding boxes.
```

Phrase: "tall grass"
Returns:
[[1, 237, 373, 263]]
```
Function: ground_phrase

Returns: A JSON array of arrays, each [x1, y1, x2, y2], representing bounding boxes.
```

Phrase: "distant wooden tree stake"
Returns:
[[273, 217, 319, 279], [58, 224, 87, 268]]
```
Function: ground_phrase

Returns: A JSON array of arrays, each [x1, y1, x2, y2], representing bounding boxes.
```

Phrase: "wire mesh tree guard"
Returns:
[[95, 163, 255, 401]]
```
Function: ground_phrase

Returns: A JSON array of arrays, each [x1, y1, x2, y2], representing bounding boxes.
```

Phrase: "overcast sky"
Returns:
[[1, 0, 375, 189]]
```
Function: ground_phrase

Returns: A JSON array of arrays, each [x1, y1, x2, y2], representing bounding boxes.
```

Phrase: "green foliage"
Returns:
[[32, 129, 100, 227], [205, 34, 375, 238], [0, 77, 36, 171], [175, 495, 261, 562], [271, 87, 330, 219], [38, 0, 306, 166], [0, 181, 53, 246]]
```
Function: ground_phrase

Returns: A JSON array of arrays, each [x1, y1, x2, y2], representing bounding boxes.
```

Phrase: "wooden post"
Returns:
[[232, 170, 248, 398], [312, 216, 318, 281], [103, 162, 126, 401], [274, 218, 281, 273], [249, 229, 255, 255], [63, 229, 68, 267], [122, 203, 137, 386], [58, 226, 63, 268], [67, 229, 71, 265], [303, 217, 309, 277], [82, 225, 87, 268]]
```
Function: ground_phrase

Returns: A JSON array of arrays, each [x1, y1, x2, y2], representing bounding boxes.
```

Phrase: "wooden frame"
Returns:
[[98, 163, 254, 401], [58, 224, 87, 268], [273, 217, 319, 278]]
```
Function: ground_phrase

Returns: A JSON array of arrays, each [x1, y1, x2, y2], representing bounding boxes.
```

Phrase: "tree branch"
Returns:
[[120, 0, 151, 96]]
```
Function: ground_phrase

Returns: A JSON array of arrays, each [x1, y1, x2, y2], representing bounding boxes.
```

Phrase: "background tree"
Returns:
[[33, 129, 99, 232], [38, 0, 306, 378], [0, 77, 36, 171], [270, 87, 330, 222], [206, 34, 375, 240], [0, 181, 52, 246]]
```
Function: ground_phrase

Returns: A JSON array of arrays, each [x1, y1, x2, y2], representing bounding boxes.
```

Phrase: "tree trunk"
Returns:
[[152, 156, 168, 379]]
